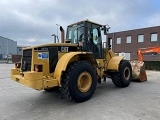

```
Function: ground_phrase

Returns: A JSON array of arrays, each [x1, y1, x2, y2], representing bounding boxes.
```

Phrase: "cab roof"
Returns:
[[67, 19, 102, 27]]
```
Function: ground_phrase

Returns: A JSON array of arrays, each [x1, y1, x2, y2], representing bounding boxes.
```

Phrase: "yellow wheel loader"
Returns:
[[11, 20, 146, 102]]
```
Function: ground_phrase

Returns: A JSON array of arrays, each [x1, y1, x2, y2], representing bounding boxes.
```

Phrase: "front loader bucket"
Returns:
[[130, 60, 147, 82]]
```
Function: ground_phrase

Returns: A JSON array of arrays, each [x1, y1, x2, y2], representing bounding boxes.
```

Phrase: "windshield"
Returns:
[[66, 23, 84, 44]]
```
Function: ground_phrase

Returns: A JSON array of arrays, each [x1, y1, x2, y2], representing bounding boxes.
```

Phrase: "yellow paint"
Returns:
[[58, 52, 66, 59], [11, 42, 125, 91], [102, 49, 123, 71], [24, 71, 43, 80], [23, 43, 77, 50], [54, 52, 84, 85], [11, 52, 97, 90], [96, 59, 105, 77], [96, 59, 105, 68], [44, 79, 59, 88], [77, 72, 92, 92], [11, 70, 59, 90], [32, 51, 49, 75], [105, 49, 117, 63], [11, 74, 43, 90], [107, 56, 123, 71], [54, 52, 97, 86], [11, 68, 20, 75], [10, 68, 20, 80]]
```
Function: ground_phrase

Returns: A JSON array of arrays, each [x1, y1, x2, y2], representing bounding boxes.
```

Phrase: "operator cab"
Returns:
[[66, 20, 103, 58]]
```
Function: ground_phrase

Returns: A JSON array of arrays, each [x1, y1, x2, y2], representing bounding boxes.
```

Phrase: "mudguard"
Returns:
[[54, 52, 97, 86], [107, 56, 124, 71]]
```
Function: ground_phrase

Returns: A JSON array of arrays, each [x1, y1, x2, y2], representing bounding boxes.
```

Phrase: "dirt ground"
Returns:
[[0, 64, 160, 120]]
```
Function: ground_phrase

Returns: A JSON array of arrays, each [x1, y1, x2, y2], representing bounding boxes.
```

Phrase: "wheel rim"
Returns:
[[124, 67, 130, 80], [77, 72, 92, 93]]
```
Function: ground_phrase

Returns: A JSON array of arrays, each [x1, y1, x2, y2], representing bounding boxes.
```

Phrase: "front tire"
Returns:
[[111, 60, 132, 87], [61, 61, 97, 102]]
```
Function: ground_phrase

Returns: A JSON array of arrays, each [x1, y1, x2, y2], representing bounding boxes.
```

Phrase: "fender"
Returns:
[[54, 52, 97, 86], [107, 56, 124, 71]]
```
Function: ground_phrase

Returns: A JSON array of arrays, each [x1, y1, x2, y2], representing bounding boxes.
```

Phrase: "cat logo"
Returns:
[[61, 47, 69, 52]]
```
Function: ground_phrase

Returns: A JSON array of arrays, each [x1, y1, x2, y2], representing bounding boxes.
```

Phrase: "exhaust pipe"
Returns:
[[60, 26, 65, 43]]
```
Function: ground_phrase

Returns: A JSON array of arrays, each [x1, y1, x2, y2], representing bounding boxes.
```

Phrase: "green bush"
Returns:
[[144, 61, 160, 71]]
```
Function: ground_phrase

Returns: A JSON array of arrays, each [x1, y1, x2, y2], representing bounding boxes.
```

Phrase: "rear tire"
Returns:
[[61, 61, 97, 102], [111, 60, 132, 87]]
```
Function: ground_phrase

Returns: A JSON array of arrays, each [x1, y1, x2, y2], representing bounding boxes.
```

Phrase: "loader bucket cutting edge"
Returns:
[[130, 60, 147, 82]]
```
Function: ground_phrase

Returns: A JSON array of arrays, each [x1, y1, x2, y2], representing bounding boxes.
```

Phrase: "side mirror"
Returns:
[[101, 25, 110, 35]]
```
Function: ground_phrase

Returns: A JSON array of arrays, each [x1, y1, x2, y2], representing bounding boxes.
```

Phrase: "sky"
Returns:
[[0, 0, 160, 46]]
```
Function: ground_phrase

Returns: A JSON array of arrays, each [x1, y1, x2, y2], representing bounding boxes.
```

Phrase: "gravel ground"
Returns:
[[0, 63, 160, 120]]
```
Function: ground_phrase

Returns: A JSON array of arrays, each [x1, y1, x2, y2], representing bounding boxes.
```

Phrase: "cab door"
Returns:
[[85, 23, 102, 58]]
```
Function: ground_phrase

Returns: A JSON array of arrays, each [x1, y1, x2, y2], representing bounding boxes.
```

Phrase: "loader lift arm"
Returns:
[[138, 46, 160, 61]]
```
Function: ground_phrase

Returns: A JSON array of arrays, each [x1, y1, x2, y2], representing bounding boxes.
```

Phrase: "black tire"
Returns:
[[111, 60, 132, 87], [61, 61, 97, 102], [44, 87, 59, 92]]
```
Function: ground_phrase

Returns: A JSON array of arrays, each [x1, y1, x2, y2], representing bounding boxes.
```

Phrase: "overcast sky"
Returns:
[[0, 0, 160, 46]]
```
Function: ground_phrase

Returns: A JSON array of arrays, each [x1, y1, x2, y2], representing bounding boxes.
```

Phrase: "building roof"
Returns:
[[0, 36, 16, 42], [110, 26, 160, 34]]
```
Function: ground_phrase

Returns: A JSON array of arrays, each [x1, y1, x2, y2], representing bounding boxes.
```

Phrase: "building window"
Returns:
[[151, 33, 157, 42], [19, 48, 21, 51], [138, 34, 144, 42], [126, 36, 131, 43], [143, 52, 158, 56], [116, 37, 121, 44]]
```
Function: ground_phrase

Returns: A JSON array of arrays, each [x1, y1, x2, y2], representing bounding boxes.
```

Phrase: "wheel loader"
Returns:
[[11, 20, 146, 102]]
